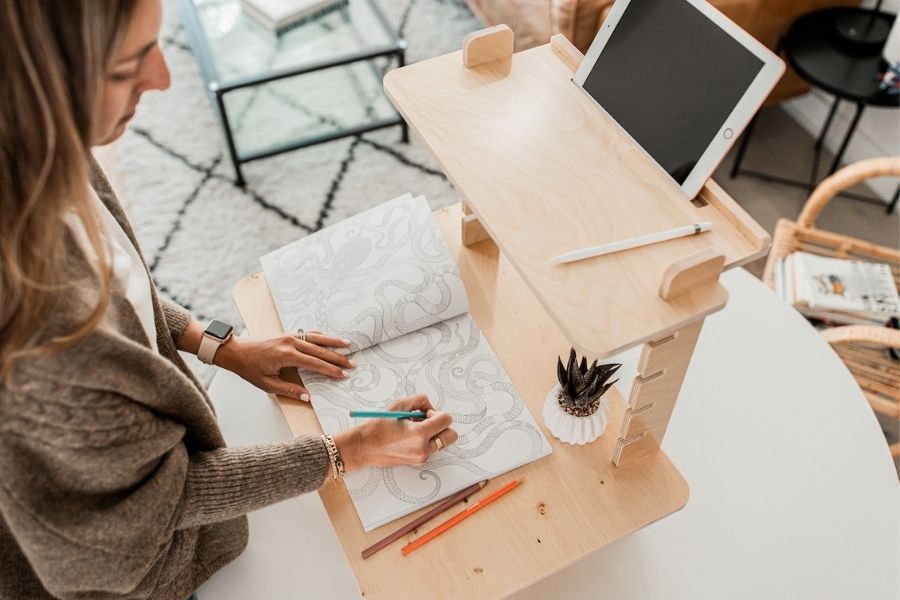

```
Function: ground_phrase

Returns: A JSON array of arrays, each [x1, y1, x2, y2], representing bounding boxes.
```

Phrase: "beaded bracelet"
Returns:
[[321, 434, 345, 479]]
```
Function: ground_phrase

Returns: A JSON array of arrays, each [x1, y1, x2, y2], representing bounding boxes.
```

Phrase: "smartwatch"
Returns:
[[198, 319, 234, 365]]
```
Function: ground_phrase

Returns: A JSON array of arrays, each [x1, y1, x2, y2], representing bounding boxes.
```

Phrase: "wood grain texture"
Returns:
[[614, 320, 705, 466], [613, 429, 658, 465], [232, 205, 690, 600], [697, 180, 771, 268], [384, 42, 762, 357], [463, 25, 515, 68], [659, 249, 726, 301], [549, 33, 581, 72], [638, 320, 705, 379]]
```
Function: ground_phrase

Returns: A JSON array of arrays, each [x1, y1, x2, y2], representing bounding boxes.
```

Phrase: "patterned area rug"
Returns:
[[104, 0, 482, 380]]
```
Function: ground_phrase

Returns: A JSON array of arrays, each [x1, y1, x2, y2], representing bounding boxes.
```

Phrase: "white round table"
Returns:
[[200, 269, 899, 600], [512, 268, 899, 599]]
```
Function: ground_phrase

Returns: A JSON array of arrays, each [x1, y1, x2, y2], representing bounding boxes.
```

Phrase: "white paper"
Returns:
[[305, 314, 552, 531], [261, 194, 470, 352], [262, 193, 551, 532]]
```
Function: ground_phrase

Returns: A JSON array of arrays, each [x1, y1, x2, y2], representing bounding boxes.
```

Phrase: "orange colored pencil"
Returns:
[[401, 478, 522, 556]]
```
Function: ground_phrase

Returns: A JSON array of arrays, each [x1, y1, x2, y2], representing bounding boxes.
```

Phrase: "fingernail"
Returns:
[[336, 348, 352, 356], [348, 360, 356, 368], [341, 370, 349, 378], [341, 339, 351, 346], [300, 393, 310, 402]]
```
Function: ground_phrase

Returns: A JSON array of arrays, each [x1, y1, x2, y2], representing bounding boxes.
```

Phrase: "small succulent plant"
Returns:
[[556, 348, 621, 417]]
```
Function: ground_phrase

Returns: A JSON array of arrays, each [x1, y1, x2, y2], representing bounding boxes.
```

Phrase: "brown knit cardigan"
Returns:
[[0, 161, 330, 599]]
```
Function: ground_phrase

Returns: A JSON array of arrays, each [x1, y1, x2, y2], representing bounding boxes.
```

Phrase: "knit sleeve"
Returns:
[[159, 296, 192, 344], [0, 387, 330, 597], [180, 435, 330, 528]]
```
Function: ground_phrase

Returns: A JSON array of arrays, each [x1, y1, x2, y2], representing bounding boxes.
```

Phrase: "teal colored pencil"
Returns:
[[349, 410, 427, 420]]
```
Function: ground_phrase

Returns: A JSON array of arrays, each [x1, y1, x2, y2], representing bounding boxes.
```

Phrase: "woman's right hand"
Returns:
[[333, 394, 458, 471]]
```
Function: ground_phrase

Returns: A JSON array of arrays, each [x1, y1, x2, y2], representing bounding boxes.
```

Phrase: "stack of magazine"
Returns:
[[774, 251, 900, 325], [241, 0, 347, 35]]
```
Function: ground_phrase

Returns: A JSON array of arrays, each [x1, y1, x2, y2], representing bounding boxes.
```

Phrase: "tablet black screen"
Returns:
[[581, 0, 764, 184]]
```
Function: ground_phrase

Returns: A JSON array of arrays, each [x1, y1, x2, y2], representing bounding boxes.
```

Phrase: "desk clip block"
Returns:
[[659, 248, 726, 300], [462, 25, 514, 68]]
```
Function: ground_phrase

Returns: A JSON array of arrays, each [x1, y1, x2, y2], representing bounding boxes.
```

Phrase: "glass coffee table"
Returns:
[[179, 0, 407, 186]]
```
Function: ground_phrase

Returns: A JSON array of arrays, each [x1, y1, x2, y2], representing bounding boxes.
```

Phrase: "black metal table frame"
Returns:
[[730, 7, 899, 214], [179, 0, 408, 187]]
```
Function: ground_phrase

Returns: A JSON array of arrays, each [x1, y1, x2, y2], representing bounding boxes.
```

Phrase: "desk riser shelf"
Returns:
[[385, 35, 769, 358], [233, 205, 689, 600]]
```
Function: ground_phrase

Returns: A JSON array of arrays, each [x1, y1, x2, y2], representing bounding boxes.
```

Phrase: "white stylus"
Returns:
[[549, 221, 713, 265]]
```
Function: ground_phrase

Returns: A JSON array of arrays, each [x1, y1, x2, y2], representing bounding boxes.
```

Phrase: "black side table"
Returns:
[[730, 7, 900, 213]]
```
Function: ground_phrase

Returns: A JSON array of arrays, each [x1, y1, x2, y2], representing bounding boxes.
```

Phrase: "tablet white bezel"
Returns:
[[573, 0, 785, 199]]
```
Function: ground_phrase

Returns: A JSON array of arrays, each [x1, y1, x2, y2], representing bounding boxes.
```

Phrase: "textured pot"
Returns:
[[542, 384, 609, 445]]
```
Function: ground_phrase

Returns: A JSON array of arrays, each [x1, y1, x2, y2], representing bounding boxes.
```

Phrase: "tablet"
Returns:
[[573, 0, 784, 199]]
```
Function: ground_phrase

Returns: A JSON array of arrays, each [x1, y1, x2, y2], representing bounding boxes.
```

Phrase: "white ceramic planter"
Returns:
[[542, 384, 609, 445]]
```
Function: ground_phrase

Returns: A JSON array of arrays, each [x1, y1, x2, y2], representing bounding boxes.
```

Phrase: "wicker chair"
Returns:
[[763, 157, 900, 459], [821, 326, 900, 457]]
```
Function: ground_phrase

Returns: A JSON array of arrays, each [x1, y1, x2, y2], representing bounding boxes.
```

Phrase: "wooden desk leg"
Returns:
[[461, 202, 490, 246], [612, 319, 705, 466]]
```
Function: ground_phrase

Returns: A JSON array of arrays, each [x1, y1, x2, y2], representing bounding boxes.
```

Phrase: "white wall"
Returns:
[[781, 0, 900, 202]]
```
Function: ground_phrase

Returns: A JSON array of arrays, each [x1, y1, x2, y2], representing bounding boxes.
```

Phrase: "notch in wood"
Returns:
[[463, 25, 514, 68], [462, 212, 490, 246], [550, 34, 583, 72], [659, 248, 725, 301]]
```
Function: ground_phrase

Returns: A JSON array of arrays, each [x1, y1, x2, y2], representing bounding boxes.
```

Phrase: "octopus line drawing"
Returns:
[[305, 315, 551, 531], [261, 194, 469, 351], [262, 194, 551, 532]]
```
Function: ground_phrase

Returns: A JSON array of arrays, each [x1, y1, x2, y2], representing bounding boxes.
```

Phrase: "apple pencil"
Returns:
[[549, 222, 713, 265]]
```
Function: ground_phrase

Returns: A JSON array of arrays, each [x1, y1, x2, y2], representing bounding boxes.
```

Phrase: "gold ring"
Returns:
[[432, 436, 444, 450]]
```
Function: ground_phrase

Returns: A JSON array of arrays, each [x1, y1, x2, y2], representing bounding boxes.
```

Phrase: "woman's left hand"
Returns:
[[214, 331, 353, 402]]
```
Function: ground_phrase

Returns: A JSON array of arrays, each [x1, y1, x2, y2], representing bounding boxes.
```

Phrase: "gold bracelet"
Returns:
[[321, 434, 345, 479]]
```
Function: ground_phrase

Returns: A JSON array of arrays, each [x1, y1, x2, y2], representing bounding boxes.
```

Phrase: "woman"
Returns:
[[0, 1, 458, 598]]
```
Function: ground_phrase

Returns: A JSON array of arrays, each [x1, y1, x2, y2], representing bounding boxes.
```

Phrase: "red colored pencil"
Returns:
[[401, 478, 522, 556]]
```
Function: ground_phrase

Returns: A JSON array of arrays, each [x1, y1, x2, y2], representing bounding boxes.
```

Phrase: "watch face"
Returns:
[[206, 319, 233, 340]]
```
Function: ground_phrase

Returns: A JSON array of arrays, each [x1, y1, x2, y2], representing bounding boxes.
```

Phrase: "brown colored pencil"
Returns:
[[361, 480, 488, 559], [401, 478, 521, 556]]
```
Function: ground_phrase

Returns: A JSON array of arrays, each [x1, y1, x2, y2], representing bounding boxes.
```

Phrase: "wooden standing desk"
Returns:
[[232, 31, 770, 600], [234, 210, 687, 600], [212, 271, 900, 600]]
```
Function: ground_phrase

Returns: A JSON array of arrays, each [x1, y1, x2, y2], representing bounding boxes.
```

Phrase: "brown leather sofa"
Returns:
[[464, 0, 860, 104]]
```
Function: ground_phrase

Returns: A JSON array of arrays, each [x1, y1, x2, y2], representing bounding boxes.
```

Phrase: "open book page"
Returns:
[[305, 313, 552, 531], [260, 194, 469, 352]]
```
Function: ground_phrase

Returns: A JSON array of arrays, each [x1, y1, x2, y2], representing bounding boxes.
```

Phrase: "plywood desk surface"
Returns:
[[232, 205, 689, 600], [384, 42, 769, 357]]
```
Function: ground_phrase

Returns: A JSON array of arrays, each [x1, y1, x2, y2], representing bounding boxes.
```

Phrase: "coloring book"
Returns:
[[261, 194, 551, 531]]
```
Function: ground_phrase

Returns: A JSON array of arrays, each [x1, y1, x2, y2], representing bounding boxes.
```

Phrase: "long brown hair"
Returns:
[[0, 1, 138, 382]]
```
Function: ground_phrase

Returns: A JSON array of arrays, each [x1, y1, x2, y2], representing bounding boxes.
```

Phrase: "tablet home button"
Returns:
[[724, 128, 734, 139]]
